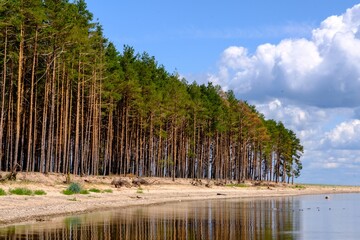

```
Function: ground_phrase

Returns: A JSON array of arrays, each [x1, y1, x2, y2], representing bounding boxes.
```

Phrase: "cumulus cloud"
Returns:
[[321, 119, 360, 149], [209, 4, 360, 108]]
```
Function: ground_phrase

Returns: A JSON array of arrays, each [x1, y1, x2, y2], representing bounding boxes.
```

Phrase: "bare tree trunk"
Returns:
[[46, 55, 57, 173], [40, 58, 50, 173], [26, 28, 38, 172], [14, 24, 25, 168], [0, 27, 8, 169], [74, 59, 81, 175]]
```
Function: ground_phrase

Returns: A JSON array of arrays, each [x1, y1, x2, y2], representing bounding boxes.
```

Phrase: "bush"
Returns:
[[9, 188, 33, 195], [62, 182, 82, 195], [0, 188, 6, 196], [68, 182, 81, 193]]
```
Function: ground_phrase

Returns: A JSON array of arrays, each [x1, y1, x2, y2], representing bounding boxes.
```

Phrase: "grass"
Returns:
[[103, 189, 113, 193], [226, 183, 248, 188], [80, 189, 89, 194], [89, 188, 101, 193], [136, 187, 144, 194], [9, 187, 33, 195], [34, 190, 47, 195], [292, 184, 306, 189], [62, 189, 75, 195], [0, 188, 6, 196]]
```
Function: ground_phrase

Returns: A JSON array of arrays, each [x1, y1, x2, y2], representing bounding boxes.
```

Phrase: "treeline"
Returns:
[[0, 0, 303, 183]]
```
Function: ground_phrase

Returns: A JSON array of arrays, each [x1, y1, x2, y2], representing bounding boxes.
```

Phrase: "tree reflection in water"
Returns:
[[0, 197, 300, 240]]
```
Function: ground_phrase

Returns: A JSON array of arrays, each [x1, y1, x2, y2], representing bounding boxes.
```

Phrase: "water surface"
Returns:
[[1, 193, 359, 240]]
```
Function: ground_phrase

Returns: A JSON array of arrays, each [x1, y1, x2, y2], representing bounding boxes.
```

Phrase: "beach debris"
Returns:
[[190, 179, 203, 186], [111, 178, 132, 188], [205, 180, 212, 188], [0, 163, 21, 182], [214, 179, 226, 186], [131, 177, 157, 187], [217, 193, 227, 196]]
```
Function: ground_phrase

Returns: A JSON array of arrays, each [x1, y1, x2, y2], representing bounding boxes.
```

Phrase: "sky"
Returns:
[[86, 0, 360, 186]]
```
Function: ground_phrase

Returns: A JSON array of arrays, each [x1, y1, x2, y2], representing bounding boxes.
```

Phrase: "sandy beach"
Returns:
[[1, 172, 359, 227]]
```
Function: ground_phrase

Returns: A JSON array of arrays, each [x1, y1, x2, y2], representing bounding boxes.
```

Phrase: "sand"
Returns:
[[0, 172, 359, 227]]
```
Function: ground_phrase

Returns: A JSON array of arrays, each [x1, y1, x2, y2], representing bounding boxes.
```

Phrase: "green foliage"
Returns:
[[34, 190, 47, 195], [103, 189, 113, 193], [68, 182, 82, 194], [136, 187, 144, 194], [79, 189, 89, 194], [62, 189, 75, 195], [62, 182, 82, 195], [292, 184, 306, 189], [89, 188, 101, 193], [0, 0, 303, 184], [0, 188, 6, 196], [9, 188, 33, 195], [226, 183, 248, 188]]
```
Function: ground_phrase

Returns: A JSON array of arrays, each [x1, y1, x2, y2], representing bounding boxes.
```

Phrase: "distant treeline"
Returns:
[[0, 0, 303, 183]]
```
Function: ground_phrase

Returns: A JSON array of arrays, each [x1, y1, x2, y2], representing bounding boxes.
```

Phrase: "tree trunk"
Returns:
[[0, 27, 8, 169], [14, 23, 25, 168]]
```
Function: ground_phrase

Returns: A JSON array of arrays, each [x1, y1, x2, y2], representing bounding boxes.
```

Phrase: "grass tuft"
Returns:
[[226, 183, 248, 188], [9, 188, 33, 195], [0, 188, 6, 196], [103, 189, 113, 193], [80, 189, 89, 194], [89, 188, 101, 193], [136, 187, 144, 194], [34, 190, 47, 195]]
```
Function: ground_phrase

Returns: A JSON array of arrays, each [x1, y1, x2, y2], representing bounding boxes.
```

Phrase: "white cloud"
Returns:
[[209, 4, 360, 108], [206, 4, 360, 185], [321, 120, 360, 149]]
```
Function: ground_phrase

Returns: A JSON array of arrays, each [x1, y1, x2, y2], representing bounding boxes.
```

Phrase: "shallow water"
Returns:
[[1, 193, 359, 239]]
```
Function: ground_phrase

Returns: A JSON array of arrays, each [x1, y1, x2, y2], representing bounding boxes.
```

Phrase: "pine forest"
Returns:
[[0, 0, 303, 184]]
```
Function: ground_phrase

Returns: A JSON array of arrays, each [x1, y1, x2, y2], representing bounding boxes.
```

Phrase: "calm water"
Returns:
[[1, 193, 360, 240]]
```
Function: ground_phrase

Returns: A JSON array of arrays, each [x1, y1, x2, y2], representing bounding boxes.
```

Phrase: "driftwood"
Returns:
[[190, 179, 203, 186], [214, 179, 226, 186], [0, 163, 21, 182], [131, 178, 157, 187], [111, 178, 132, 188]]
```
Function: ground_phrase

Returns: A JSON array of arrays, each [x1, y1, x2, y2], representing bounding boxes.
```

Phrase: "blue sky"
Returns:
[[86, 1, 360, 185]]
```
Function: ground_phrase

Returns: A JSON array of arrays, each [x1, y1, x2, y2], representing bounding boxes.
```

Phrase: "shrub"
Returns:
[[10, 188, 33, 195], [103, 189, 113, 193], [68, 182, 81, 193], [62, 182, 82, 195], [0, 188, 6, 196]]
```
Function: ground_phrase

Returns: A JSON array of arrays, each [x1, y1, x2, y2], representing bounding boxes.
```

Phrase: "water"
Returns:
[[0, 193, 359, 240]]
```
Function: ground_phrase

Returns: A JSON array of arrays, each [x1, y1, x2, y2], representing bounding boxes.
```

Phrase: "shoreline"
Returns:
[[1, 172, 360, 227]]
